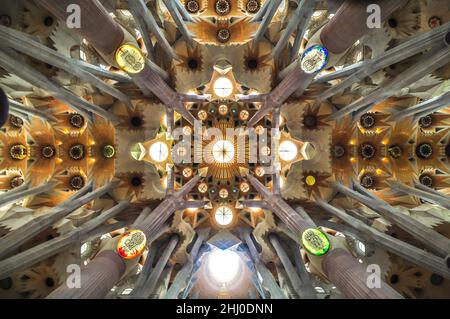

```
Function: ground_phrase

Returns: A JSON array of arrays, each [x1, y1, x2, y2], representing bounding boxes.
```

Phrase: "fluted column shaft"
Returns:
[[323, 248, 401, 299], [320, 0, 408, 54], [48, 250, 126, 299], [36, 0, 123, 56]]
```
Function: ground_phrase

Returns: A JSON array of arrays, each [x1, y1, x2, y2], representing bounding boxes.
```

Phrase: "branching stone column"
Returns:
[[276, 264, 296, 298], [132, 65, 197, 125], [37, 0, 196, 125], [289, 240, 316, 296], [247, 67, 313, 127], [317, 23, 450, 102], [162, 0, 194, 47], [9, 99, 56, 123], [132, 235, 180, 298], [316, 200, 450, 279], [149, 264, 174, 299], [387, 180, 450, 210], [128, 0, 178, 60], [0, 181, 117, 259], [0, 202, 130, 280], [127, 224, 171, 298], [249, 0, 405, 127], [328, 47, 450, 121], [252, 0, 283, 46], [137, 176, 201, 238], [332, 181, 450, 257], [246, 174, 402, 298], [0, 26, 131, 108], [270, 0, 315, 59], [0, 180, 57, 208], [239, 228, 287, 299], [165, 228, 210, 299], [269, 234, 316, 299], [395, 90, 450, 121]]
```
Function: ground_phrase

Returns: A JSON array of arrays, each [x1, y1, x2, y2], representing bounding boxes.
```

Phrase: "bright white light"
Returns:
[[149, 142, 169, 162], [121, 288, 133, 295], [213, 77, 233, 98], [214, 206, 234, 226], [357, 241, 366, 254], [315, 286, 325, 293], [212, 140, 235, 163], [80, 243, 88, 255], [207, 249, 241, 284], [100, 233, 111, 240], [257, 271, 263, 283], [312, 11, 323, 17], [278, 141, 298, 161]]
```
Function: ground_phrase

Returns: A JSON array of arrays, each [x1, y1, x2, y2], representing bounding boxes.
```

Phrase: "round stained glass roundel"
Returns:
[[117, 230, 147, 260], [300, 45, 329, 74], [301, 228, 331, 256], [115, 44, 145, 74]]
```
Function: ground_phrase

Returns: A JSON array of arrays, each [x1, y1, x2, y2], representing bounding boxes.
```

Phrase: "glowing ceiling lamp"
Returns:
[[305, 175, 316, 186], [117, 230, 147, 260]]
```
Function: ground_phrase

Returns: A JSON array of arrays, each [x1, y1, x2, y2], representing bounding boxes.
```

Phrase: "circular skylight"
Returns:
[[207, 249, 241, 284], [213, 77, 233, 98], [212, 140, 235, 163], [149, 142, 169, 162], [214, 206, 234, 226], [278, 140, 298, 161]]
